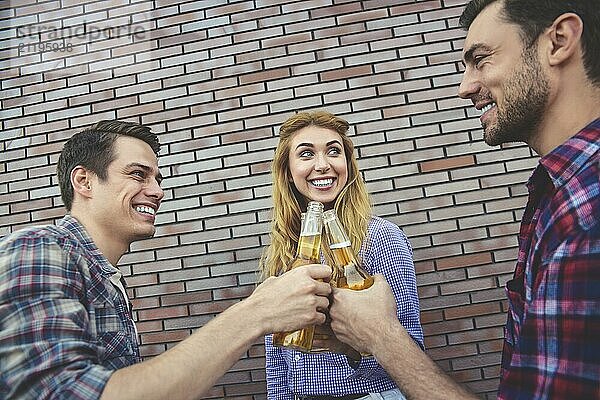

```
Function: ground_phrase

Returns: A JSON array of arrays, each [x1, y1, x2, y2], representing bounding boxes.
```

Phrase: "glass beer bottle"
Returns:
[[322, 209, 374, 357], [323, 210, 374, 291], [272, 201, 324, 352]]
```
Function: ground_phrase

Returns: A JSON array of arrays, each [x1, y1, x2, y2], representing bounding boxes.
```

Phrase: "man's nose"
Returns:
[[458, 68, 480, 99], [146, 178, 164, 201]]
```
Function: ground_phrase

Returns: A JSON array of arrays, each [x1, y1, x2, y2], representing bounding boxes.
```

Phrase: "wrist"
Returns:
[[229, 296, 268, 339], [369, 318, 404, 356]]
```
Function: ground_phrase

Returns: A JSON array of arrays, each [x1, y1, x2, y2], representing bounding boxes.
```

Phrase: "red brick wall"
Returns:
[[1, 1, 538, 399]]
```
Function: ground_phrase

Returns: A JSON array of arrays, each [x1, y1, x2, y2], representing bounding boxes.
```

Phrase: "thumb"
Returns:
[[305, 264, 332, 280]]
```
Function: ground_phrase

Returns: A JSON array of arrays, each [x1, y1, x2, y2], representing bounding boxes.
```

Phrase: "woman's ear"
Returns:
[[71, 166, 93, 198]]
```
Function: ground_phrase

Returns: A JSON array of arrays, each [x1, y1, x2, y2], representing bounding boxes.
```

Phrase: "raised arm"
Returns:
[[330, 275, 477, 400], [101, 264, 332, 400]]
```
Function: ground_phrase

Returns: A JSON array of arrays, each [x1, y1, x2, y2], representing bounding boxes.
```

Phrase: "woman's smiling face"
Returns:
[[287, 125, 348, 209]]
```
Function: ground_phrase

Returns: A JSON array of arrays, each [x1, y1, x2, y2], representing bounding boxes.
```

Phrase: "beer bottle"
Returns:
[[321, 209, 374, 358], [323, 209, 373, 291], [272, 201, 324, 352]]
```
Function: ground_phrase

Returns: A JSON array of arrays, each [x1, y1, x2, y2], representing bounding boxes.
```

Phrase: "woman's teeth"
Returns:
[[311, 178, 333, 187], [135, 205, 155, 215]]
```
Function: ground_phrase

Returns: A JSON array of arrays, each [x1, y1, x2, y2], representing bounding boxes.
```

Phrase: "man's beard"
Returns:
[[483, 44, 549, 147]]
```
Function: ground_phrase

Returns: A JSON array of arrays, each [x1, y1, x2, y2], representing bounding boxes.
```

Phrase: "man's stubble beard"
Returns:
[[484, 44, 550, 147]]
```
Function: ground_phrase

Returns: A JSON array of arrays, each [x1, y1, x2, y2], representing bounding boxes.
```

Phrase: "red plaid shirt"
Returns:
[[498, 119, 600, 399]]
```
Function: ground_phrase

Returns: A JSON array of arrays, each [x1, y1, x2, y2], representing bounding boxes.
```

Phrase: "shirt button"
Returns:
[[294, 354, 301, 361]]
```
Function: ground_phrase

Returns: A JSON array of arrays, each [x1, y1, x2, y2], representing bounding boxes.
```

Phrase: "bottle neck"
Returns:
[[324, 213, 353, 266]]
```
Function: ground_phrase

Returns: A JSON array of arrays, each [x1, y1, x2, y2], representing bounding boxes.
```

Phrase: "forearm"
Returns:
[[101, 300, 262, 400], [103, 264, 332, 399], [370, 320, 477, 400]]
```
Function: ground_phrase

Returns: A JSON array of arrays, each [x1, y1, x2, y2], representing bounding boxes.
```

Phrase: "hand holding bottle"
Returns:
[[249, 263, 332, 335], [329, 274, 396, 355]]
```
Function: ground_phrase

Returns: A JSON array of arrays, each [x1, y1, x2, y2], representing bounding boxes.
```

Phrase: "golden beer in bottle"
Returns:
[[272, 201, 324, 352], [319, 209, 374, 357], [323, 210, 374, 290]]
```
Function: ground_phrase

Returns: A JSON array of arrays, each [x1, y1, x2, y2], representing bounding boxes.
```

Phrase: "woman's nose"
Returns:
[[314, 155, 330, 172]]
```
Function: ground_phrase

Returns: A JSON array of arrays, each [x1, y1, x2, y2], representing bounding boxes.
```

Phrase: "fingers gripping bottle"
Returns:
[[272, 201, 324, 352]]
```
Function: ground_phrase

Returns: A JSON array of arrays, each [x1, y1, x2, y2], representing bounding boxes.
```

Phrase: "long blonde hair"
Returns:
[[259, 110, 372, 280]]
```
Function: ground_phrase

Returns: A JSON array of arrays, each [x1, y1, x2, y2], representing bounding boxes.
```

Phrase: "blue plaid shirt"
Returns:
[[0, 215, 140, 400], [265, 216, 424, 398]]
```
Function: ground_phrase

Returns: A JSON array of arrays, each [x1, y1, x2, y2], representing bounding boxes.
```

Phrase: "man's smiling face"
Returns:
[[88, 135, 164, 248], [459, 2, 550, 147]]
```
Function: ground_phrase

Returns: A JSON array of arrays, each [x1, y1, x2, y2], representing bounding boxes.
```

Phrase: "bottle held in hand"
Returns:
[[272, 201, 324, 352], [316, 209, 374, 358], [324, 210, 373, 291]]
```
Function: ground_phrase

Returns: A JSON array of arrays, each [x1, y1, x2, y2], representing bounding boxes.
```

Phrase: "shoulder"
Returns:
[[366, 216, 412, 251], [361, 217, 414, 273], [1, 222, 76, 251], [0, 221, 88, 297], [368, 216, 407, 238], [553, 156, 599, 233], [540, 155, 599, 257], [0, 221, 84, 269]]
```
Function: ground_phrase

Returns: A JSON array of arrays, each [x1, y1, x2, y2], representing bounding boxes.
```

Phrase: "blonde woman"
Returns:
[[260, 111, 424, 400]]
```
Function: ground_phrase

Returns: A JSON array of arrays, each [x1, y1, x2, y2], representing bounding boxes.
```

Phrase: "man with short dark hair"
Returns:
[[329, 1, 600, 399], [0, 120, 332, 400]]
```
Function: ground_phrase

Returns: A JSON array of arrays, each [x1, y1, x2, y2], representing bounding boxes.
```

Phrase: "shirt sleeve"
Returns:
[[264, 334, 294, 400], [351, 219, 425, 380], [0, 235, 113, 400], [499, 230, 600, 399]]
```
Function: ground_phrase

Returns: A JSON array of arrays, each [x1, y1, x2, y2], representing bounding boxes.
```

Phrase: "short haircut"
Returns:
[[459, 0, 600, 86], [56, 120, 161, 211]]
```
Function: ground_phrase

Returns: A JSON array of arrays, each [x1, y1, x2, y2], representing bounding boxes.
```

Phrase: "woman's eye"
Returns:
[[299, 150, 313, 158], [328, 147, 342, 156]]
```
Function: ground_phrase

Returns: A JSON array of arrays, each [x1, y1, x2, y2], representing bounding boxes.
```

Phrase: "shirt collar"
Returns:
[[57, 214, 121, 277], [533, 118, 600, 190]]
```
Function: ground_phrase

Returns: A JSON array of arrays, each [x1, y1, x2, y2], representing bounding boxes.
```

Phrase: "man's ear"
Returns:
[[71, 166, 94, 199], [545, 12, 584, 67]]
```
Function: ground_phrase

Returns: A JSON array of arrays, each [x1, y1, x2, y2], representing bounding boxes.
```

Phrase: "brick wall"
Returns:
[[1, 1, 539, 399]]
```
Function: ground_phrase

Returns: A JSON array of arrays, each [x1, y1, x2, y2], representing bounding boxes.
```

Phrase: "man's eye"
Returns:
[[132, 170, 145, 178], [474, 55, 486, 67]]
